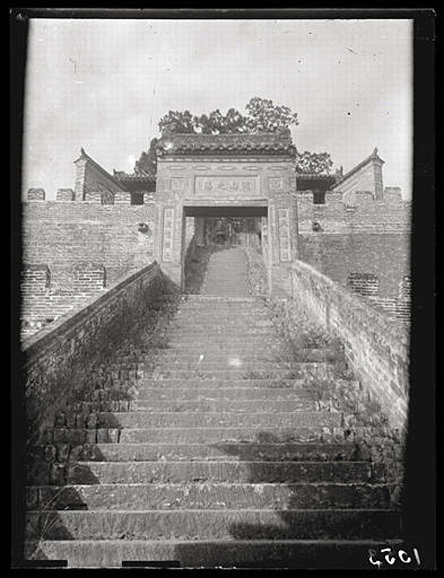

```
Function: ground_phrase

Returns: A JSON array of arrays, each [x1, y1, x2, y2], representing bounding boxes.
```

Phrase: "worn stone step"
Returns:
[[64, 399, 319, 414], [166, 330, 282, 337], [119, 427, 343, 444], [184, 295, 256, 301], [148, 362, 293, 371], [170, 322, 275, 331], [173, 315, 271, 323], [153, 345, 286, 354], [27, 482, 392, 511], [144, 364, 335, 378], [153, 349, 337, 363], [150, 354, 301, 365], [133, 389, 317, 402], [130, 399, 319, 413], [23, 538, 405, 569], [165, 339, 286, 348], [94, 411, 342, 429], [62, 460, 383, 485], [26, 509, 401, 541], [66, 442, 371, 463], [136, 380, 315, 393], [44, 425, 384, 446]]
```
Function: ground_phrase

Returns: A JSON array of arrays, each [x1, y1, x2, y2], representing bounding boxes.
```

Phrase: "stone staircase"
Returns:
[[24, 247, 402, 568]]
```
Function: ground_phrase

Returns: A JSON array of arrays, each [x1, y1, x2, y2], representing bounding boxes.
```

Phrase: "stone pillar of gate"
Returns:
[[153, 131, 298, 294]]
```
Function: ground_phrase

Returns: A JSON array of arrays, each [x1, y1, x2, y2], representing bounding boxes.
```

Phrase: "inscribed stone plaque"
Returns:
[[194, 176, 259, 197], [162, 207, 175, 262], [277, 208, 291, 262]]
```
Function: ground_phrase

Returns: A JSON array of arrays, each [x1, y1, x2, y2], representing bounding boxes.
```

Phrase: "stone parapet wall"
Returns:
[[287, 260, 409, 432], [22, 262, 165, 437]]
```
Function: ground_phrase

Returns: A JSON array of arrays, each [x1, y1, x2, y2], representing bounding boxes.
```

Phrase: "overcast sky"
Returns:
[[22, 18, 413, 199]]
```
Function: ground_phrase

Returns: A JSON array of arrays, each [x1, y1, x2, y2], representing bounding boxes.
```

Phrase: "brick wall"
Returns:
[[288, 260, 409, 431], [21, 201, 156, 335], [22, 262, 165, 436], [297, 191, 411, 315], [22, 201, 155, 286]]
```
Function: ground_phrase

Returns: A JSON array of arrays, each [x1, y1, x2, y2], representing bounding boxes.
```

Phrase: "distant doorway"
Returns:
[[203, 217, 261, 248]]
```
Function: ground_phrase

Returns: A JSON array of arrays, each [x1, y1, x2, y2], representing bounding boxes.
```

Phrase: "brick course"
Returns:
[[287, 260, 409, 431]]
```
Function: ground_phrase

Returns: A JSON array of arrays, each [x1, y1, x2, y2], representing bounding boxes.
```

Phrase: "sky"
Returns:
[[22, 18, 413, 199]]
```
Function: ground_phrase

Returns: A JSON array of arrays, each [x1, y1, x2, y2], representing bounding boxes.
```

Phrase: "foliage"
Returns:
[[134, 137, 158, 176], [297, 150, 334, 175], [245, 97, 299, 133], [135, 97, 333, 176]]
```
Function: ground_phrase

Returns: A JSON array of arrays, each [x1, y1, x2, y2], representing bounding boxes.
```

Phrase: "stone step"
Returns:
[[153, 348, 335, 362], [43, 425, 387, 446], [150, 353, 306, 364], [65, 442, 370, 463], [23, 538, 405, 569], [174, 312, 271, 321], [26, 509, 401, 541], [118, 427, 348, 445], [148, 362, 332, 374], [165, 339, 286, 348], [153, 344, 286, 352], [93, 411, 342, 429], [113, 388, 314, 400], [185, 295, 256, 302], [27, 482, 393, 511], [170, 319, 274, 327], [130, 399, 319, 413], [66, 399, 319, 414], [43, 427, 334, 446], [143, 366, 336, 380], [166, 328, 280, 336], [148, 360, 295, 370], [136, 378, 313, 390], [60, 460, 383, 485]]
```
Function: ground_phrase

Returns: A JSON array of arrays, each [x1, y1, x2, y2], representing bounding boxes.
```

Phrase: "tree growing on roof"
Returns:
[[135, 97, 333, 175], [297, 150, 334, 175]]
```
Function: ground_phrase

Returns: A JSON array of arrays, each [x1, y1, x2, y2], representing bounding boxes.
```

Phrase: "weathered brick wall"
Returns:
[[22, 262, 166, 437], [22, 201, 155, 285], [21, 262, 107, 338], [297, 191, 411, 319], [288, 260, 409, 431], [21, 200, 156, 335]]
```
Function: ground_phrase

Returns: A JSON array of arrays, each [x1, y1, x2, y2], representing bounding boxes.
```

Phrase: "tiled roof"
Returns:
[[113, 171, 156, 182], [296, 173, 337, 181], [156, 131, 296, 156], [74, 149, 128, 192], [332, 148, 385, 190]]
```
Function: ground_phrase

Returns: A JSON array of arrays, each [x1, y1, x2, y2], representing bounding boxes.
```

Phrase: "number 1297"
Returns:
[[368, 547, 421, 568]]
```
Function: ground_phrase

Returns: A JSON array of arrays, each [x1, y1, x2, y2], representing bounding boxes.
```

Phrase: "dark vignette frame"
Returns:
[[10, 7, 437, 570]]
